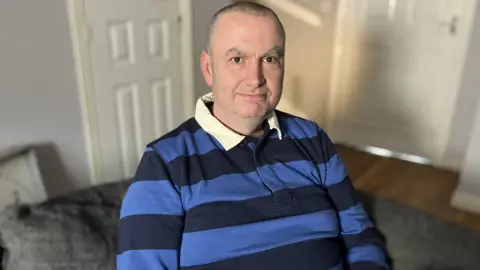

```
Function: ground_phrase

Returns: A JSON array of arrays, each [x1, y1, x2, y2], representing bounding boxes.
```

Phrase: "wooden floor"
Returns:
[[336, 144, 480, 232]]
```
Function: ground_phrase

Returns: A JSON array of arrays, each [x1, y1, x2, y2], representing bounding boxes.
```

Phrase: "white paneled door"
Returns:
[[328, 0, 476, 166], [78, 0, 189, 183]]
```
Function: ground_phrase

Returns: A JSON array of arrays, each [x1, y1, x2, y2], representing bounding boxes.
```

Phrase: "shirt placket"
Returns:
[[248, 134, 295, 207]]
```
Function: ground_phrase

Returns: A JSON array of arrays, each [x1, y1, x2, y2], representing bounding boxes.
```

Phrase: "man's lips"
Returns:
[[238, 93, 267, 99]]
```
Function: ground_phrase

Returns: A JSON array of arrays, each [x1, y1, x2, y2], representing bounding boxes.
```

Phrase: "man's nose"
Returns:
[[245, 61, 266, 88]]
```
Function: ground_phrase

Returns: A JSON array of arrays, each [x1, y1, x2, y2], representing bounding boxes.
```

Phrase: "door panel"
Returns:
[[328, 0, 476, 164], [84, 0, 184, 182]]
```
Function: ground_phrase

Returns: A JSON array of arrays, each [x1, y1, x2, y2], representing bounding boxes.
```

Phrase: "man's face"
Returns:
[[201, 12, 285, 119]]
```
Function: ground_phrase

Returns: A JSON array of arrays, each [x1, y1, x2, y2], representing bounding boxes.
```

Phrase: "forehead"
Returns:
[[211, 12, 284, 54]]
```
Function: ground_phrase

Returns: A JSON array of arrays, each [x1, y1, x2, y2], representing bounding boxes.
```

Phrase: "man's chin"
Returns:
[[234, 103, 272, 118], [237, 109, 269, 119]]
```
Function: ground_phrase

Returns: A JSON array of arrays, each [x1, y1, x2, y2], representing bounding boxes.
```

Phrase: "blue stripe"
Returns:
[[318, 154, 348, 187], [180, 210, 339, 267], [348, 245, 387, 265], [281, 117, 318, 140], [120, 181, 184, 218], [338, 203, 373, 234], [153, 129, 222, 162], [117, 249, 178, 269], [181, 160, 321, 210]]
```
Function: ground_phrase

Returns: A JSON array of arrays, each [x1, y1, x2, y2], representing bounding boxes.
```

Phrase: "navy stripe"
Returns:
[[261, 136, 336, 165], [180, 160, 323, 211], [117, 249, 179, 270], [342, 227, 386, 249], [317, 128, 337, 156], [168, 145, 255, 186], [326, 176, 360, 211], [181, 238, 343, 270], [167, 136, 338, 187], [339, 203, 373, 234], [120, 181, 184, 218], [117, 214, 183, 254], [180, 210, 339, 267], [133, 150, 171, 182], [274, 109, 297, 119], [184, 184, 330, 232]]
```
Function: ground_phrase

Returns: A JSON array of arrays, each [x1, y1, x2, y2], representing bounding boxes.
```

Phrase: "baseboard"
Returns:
[[451, 189, 480, 215]]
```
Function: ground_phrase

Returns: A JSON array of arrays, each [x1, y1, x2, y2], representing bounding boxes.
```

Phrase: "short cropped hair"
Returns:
[[206, 1, 286, 53]]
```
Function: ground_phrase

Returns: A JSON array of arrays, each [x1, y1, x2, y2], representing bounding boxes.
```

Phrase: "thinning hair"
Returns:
[[206, 1, 286, 53]]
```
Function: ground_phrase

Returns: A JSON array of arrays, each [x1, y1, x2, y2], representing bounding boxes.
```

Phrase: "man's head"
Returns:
[[200, 2, 286, 120]]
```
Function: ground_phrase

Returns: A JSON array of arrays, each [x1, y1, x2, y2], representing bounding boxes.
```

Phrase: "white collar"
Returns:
[[194, 92, 282, 150]]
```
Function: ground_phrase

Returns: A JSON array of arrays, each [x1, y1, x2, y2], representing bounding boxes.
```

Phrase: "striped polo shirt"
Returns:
[[117, 93, 389, 270]]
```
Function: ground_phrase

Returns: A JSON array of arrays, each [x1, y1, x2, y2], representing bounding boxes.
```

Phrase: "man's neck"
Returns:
[[211, 103, 265, 138]]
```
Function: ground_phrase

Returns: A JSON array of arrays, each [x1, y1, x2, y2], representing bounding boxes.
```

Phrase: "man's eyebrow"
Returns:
[[226, 47, 244, 56], [262, 46, 285, 57], [225, 46, 285, 57]]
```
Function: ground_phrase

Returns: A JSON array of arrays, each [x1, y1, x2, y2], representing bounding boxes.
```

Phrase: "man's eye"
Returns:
[[230, 57, 243, 63], [264, 56, 278, 63]]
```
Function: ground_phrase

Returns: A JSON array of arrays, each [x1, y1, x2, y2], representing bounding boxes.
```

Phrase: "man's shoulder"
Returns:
[[149, 117, 199, 143], [146, 117, 204, 161], [275, 110, 335, 156], [275, 110, 324, 138]]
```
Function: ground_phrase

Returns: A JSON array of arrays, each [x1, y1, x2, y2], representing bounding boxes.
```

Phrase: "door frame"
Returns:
[[66, 0, 195, 184]]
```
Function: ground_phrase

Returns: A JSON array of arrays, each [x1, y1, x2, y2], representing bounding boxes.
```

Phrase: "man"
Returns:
[[117, 2, 389, 269]]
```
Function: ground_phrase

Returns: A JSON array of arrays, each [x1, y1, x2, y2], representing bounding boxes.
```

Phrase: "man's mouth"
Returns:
[[238, 93, 267, 100]]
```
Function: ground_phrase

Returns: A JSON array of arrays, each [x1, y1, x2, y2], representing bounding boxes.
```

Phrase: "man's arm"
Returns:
[[315, 126, 390, 270], [117, 147, 184, 270]]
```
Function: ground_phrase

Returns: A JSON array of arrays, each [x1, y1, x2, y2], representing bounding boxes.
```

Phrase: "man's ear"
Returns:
[[200, 50, 213, 87]]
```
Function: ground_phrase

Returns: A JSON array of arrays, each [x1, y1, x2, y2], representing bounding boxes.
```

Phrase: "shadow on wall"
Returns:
[[30, 143, 77, 198], [255, 0, 337, 127]]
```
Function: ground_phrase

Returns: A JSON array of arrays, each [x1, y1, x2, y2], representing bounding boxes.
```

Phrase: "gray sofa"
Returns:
[[1, 180, 479, 270], [0, 180, 130, 270]]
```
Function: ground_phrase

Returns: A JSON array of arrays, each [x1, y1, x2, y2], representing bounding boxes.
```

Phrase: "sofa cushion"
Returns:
[[45, 179, 131, 207], [0, 180, 131, 270]]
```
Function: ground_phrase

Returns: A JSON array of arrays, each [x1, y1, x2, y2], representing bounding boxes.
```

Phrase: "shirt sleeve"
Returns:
[[315, 126, 390, 270], [117, 147, 185, 270]]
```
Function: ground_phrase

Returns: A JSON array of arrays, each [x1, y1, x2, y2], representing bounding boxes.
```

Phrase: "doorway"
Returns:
[[68, 0, 195, 184]]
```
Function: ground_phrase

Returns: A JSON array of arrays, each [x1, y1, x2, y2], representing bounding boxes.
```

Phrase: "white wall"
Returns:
[[192, 0, 233, 99], [0, 0, 233, 197], [0, 0, 88, 197], [257, 0, 337, 126]]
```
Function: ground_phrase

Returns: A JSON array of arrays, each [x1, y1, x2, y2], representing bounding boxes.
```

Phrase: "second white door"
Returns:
[[327, 0, 477, 166]]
